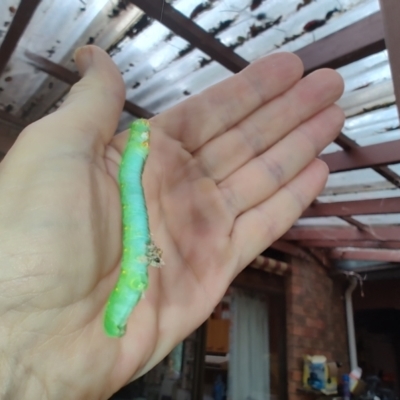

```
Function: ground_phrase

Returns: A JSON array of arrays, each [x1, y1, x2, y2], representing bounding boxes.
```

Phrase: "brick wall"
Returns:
[[286, 258, 349, 400]]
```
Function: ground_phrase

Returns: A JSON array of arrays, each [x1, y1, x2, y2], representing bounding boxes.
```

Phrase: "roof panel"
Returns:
[[320, 142, 343, 154], [118, 0, 382, 116], [318, 188, 400, 202], [0, 0, 142, 122], [323, 168, 395, 194], [388, 163, 400, 174], [1, 0, 400, 264], [295, 216, 351, 226], [0, 0, 21, 48], [351, 213, 400, 225], [236, 0, 379, 57]]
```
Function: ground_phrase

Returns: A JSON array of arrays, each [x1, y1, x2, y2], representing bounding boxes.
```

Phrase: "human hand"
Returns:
[[0, 45, 344, 399]]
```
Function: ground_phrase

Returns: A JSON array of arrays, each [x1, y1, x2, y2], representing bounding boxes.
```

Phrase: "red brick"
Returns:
[[292, 325, 305, 336], [292, 304, 307, 316], [286, 258, 349, 399], [305, 317, 326, 330], [291, 285, 304, 295], [291, 369, 303, 382]]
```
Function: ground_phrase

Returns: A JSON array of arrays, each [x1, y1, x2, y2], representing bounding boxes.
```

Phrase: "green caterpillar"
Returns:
[[104, 119, 162, 338]]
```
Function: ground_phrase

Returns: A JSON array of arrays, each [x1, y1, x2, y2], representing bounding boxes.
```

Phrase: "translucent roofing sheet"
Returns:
[[322, 50, 399, 154], [0, 1, 21, 47], [318, 188, 400, 203], [321, 168, 395, 195], [295, 217, 351, 227], [352, 214, 400, 225], [1, 0, 400, 243], [116, 0, 382, 118], [389, 164, 400, 175], [0, 0, 142, 120]]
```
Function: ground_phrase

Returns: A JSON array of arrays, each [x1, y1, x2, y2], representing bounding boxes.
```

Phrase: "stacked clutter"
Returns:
[[302, 355, 340, 395], [303, 356, 365, 397]]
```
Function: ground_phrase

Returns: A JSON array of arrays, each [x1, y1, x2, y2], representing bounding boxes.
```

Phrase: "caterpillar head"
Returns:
[[131, 119, 150, 146]]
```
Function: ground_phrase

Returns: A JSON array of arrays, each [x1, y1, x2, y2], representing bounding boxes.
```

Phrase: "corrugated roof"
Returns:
[[1, 0, 400, 268]]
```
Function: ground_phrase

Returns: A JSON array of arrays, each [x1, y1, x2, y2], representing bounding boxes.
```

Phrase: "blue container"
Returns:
[[342, 374, 350, 400]]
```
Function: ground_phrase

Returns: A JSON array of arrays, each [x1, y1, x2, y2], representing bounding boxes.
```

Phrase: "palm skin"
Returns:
[[0, 46, 344, 400]]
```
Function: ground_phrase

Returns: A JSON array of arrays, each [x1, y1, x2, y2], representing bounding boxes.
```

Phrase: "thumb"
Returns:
[[59, 45, 126, 146], [14, 45, 126, 159]]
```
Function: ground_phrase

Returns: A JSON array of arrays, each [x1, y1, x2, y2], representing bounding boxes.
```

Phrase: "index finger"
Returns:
[[152, 52, 304, 153]]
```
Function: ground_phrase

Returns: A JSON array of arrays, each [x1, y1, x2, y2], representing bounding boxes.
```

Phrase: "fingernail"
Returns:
[[73, 45, 94, 76]]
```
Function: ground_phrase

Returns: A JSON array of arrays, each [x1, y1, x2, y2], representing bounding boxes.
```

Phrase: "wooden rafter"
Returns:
[[339, 216, 369, 231], [128, 0, 248, 73], [320, 139, 400, 173], [311, 198, 370, 231], [0, 109, 26, 129], [125, 3, 397, 242], [127, 2, 398, 239], [297, 11, 385, 74], [330, 247, 400, 262], [129, 2, 386, 76], [318, 134, 379, 230], [0, 0, 42, 76], [0, 0, 397, 266], [232, 267, 285, 294], [299, 240, 400, 249], [0, 134, 15, 154], [270, 240, 313, 262], [283, 226, 400, 241], [24, 51, 154, 119], [335, 133, 400, 188], [303, 197, 400, 218]]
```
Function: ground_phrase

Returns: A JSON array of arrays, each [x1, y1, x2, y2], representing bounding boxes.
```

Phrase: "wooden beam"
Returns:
[[371, 166, 400, 188], [303, 197, 400, 218], [0, 110, 27, 153], [320, 139, 400, 172], [379, 0, 400, 119], [307, 247, 331, 269], [232, 266, 285, 294], [0, 0, 42, 76], [270, 240, 330, 267], [282, 226, 400, 241], [298, 11, 386, 74], [129, 0, 248, 73], [339, 216, 369, 231], [299, 240, 400, 249], [24, 51, 154, 119], [335, 132, 357, 151], [131, 1, 385, 77], [270, 240, 312, 262], [330, 247, 400, 262], [0, 134, 16, 154], [25, 51, 78, 85], [0, 109, 26, 129], [335, 133, 400, 188]]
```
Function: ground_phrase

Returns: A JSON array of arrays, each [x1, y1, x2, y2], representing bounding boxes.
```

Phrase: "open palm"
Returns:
[[0, 46, 344, 400]]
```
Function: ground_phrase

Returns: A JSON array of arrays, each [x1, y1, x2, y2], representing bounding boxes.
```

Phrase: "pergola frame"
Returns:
[[1, 0, 400, 263]]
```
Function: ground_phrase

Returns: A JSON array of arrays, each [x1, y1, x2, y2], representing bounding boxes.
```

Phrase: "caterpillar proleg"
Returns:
[[104, 119, 162, 338]]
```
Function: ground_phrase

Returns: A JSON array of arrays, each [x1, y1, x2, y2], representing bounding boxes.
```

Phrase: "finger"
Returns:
[[194, 69, 344, 182], [219, 104, 344, 217], [21, 45, 125, 155], [61, 45, 126, 145], [232, 159, 329, 271], [152, 52, 304, 152]]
